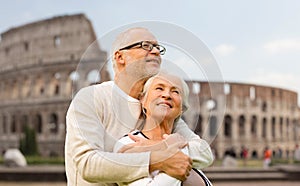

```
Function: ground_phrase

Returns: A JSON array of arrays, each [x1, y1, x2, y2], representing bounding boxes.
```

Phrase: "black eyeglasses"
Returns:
[[119, 41, 166, 55]]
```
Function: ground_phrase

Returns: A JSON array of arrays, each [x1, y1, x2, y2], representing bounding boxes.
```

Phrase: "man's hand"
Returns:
[[118, 132, 192, 181], [118, 133, 186, 153], [149, 137, 192, 181], [118, 133, 164, 153]]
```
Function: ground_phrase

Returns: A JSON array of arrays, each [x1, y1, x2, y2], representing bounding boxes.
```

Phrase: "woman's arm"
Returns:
[[173, 118, 214, 169]]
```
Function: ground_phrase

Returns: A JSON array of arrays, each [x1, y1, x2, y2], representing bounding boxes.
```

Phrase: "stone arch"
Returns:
[[49, 113, 58, 134], [286, 117, 290, 138], [11, 115, 17, 133], [49, 72, 61, 96], [239, 115, 246, 136], [292, 119, 298, 141], [2, 114, 7, 134], [224, 114, 232, 138], [11, 80, 18, 99], [194, 114, 202, 137], [35, 75, 45, 96], [209, 115, 217, 137], [271, 116, 276, 139], [262, 117, 267, 139], [2, 81, 8, 100], [250, 115, 257, 137], [0, 82, 4, 100], [22, 76, 31, 98], [262, 101, 267, 112], [34, 114, 43, 134], [279, 117, 283, 139]]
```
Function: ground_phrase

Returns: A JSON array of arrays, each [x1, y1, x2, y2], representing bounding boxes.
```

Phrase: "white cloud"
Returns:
[[214, 44, 236, 57], [263, 38, 300, 54]]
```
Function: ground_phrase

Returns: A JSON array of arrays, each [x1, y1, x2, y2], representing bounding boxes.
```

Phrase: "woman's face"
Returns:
[[141, 76, 183, 122]]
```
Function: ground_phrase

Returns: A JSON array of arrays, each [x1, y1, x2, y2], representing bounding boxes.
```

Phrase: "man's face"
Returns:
[[118, 29, 163, 79]]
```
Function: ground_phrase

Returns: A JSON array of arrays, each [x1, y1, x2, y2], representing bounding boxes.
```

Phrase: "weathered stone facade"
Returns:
[[0, 14, 110, 156], [183, 81, 300, 159]]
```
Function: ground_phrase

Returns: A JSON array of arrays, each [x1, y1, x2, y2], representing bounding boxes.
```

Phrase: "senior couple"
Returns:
[[65, 27, 213, 185]]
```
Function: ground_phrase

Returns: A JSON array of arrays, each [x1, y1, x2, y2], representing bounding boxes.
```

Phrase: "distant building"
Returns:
[[0, 14, 110, 156], [183, 81, 300, 159], [0, 14, 299, 159]]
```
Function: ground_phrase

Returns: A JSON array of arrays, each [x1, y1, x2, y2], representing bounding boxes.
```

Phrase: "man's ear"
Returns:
[[114, 51, 125, 65]]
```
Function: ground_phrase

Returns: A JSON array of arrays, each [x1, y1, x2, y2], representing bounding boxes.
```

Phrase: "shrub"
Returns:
[[19, 125, 39, 156]]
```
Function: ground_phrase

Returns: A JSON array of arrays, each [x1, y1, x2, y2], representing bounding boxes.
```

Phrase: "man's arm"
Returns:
[[65, 87, 150, 183], [173, 118, 214, 169]]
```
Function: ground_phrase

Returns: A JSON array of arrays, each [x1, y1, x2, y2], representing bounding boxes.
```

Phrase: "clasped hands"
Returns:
[[118, 133, 193, 181]]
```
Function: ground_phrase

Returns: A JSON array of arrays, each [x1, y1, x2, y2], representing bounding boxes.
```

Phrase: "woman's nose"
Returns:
[[161, 91, 171, 99]]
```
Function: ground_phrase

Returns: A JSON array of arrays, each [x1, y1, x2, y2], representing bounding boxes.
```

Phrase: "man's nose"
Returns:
[[149, 46, 160, 55]]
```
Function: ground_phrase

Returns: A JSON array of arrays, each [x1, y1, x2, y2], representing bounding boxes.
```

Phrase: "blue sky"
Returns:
[[1, 0, 300, 104]]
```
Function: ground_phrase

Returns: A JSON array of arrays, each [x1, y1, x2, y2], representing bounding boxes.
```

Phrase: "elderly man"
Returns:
[[65, 27, 213, 186]]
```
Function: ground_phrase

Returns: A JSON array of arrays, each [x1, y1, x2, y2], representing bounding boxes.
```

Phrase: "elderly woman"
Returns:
[[114, 72, 212, 186]]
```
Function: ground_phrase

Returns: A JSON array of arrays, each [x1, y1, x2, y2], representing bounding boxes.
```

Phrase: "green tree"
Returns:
[[19, 125, 39, 156]]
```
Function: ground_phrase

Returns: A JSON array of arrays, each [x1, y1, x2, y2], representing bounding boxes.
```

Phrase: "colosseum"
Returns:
[[0, 14, 110, 156], [183, 81, 300, 159], [0, 14, 299, 158]]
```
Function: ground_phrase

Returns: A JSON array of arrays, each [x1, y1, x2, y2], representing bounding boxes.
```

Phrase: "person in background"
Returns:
[[65, 27, 213, 185], [263, 146, 272, 169], [294, 144, 300, 161]]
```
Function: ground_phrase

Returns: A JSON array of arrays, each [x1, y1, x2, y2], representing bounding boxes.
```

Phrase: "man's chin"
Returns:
[[146, 63, 160, 75]]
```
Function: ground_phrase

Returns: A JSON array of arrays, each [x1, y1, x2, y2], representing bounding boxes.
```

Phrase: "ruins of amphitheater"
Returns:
[[0, 14, 110, 156], [183, 81, 300, 159], [0, 14, 299, 158]]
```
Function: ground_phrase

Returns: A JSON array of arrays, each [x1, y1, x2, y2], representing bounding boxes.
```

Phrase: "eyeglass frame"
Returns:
[[118, 41, 166, 55]]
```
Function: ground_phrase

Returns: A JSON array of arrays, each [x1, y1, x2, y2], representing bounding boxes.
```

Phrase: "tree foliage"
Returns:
[[19, 125, 39, 156]]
